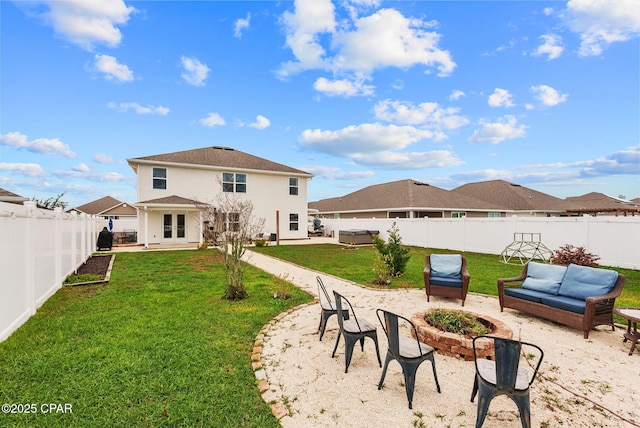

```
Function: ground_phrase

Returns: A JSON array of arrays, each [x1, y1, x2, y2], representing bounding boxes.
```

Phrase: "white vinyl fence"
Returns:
[[321, 216, 640, 270], [0, 201, 105, 342]]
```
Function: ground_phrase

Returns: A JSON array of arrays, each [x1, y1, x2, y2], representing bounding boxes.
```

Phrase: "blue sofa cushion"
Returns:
[[540, 295, 586, 314], [522, 262, 567, 294], [557, 264, 619, 301], [430, 276, 463, 288], [504, 288, 549, 303], [430, 254, 462, 278]]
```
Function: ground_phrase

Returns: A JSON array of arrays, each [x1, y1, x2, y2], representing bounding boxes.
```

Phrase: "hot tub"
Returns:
[[338, 229, 380, 245]]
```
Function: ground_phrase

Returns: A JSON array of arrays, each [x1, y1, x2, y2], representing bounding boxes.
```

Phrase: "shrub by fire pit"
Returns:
[[411, 309, 513, 361]]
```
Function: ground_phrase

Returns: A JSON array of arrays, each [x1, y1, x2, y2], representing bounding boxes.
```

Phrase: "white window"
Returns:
[[451, 211, 467, 218], [223, 173, 246, 193], [289, 213, 299, 231], [153, 167, 167, 189], [488, 212, 501, 218], [289, 178, 299, 195]]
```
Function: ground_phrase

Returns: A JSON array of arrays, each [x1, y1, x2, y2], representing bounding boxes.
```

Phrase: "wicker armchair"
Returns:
[[424, 254, 470, 306]]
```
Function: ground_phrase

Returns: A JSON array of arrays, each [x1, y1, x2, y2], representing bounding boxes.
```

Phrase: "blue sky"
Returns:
[[1, 0, 639, 208]]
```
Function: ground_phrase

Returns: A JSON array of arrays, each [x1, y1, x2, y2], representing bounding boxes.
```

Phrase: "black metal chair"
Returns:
[[470, 335, 544, 428], [376, 309, 441, 409], [332, 291, 382, 373], [316, 276, 349, 341]]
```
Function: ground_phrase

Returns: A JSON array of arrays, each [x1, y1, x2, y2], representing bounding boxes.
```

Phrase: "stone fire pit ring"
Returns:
[[411, 310, 513, 361]]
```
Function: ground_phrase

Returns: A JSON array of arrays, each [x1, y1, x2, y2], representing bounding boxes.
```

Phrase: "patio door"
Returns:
[[162, 213, 187, 243]]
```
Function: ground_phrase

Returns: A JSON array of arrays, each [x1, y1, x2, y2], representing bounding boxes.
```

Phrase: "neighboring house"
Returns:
[[0, 188, 28, 204], [127, 146, 313, 246], [309, 179, 504, 219], [309, 179, 576, 219], [451, 180, 572, 217], [68, 195, 138, 235], [564, 192, 639, 216]]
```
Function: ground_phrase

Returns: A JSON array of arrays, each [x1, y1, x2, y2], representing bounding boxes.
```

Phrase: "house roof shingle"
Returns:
[[451, 180, 570, 212], [72, 196, 125, 215], [564, 192, 639, 213], [128, 146, 313, 176], [309, 179, 495, 213]]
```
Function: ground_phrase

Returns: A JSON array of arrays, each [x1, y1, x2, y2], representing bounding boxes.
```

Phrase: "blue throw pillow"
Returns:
[[522, 262, 567, 294], [557, 264, 619, 300], [430, 254, 462, 278]]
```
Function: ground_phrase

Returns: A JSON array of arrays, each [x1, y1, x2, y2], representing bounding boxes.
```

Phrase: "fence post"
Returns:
[[23, 201, 37, 316], [54, 207, 62, 287]]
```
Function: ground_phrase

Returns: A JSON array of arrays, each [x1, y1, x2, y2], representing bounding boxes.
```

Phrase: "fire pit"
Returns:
[[411, 310, 513, 361]]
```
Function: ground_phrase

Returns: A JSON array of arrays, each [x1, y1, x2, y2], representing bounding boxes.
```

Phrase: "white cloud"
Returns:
[[279, 3, 456, 86], [533, 34, 563, 60], [108, 102, 169, 115], [299, 123, 434, 157], [94, 54, 134, 83], [300, 165, 375, 180], [248, 115, 271, 130], [73, 163, 90, 173], [93, 153, 114, 164], [564, 0, 640, 56], [0, 131, 76, 158], [0, 162, 46, 177], [449, 90, 465, 101], [351, 150, 464, 169], [488, 88, 515, 108], [313, 77, 374, 97], [373, 99, 469, 132], [332, 8, 456, 76], [468, 115, 527, 144], [234, 13, 251, 38], [531, 84, 568, 106], [181, 56, 210, 86], [199, 113, 226, 127], [20, 0, 136, 50], [543, 7, 554, 16]]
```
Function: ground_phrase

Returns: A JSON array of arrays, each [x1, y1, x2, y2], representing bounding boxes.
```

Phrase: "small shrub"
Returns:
[[372, 221, 411, 277], [372, 251, 391, 285], [254, 239, 268, 247], [424, 309, 491, 337], [550, 244, 600, 267], [272, 273, 292, 299]]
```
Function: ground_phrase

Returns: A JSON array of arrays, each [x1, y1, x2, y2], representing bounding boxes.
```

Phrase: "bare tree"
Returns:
[[31, 192, 68, 210], [201, 191, 265, 300]]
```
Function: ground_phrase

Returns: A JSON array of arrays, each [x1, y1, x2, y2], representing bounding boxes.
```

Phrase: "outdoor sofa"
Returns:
[[498, 261, 626, 339]]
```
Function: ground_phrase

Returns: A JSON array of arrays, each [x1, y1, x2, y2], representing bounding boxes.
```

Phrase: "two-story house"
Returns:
[[127, 146, 313, 247]]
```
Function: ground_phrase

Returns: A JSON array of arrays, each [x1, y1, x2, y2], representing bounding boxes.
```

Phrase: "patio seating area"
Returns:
[[244, 248, 640, 428]]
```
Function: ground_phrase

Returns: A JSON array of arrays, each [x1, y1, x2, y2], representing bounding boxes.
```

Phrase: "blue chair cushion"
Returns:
[[540, 295, 586, 314], [521, 262, 567, 295], [557, 264, 618, 300], [430, 254, 462, 278], [504, 288, 549, 303], [430, 275, 463, 288]]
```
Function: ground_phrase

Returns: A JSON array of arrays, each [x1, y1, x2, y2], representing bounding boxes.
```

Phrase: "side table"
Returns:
[[614, 308, 640, 356]]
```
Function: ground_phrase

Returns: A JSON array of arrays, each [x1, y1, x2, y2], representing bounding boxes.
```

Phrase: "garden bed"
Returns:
[[64, 254, 115, 286]]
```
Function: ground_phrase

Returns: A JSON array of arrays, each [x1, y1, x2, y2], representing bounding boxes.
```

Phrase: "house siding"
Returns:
[[135, 163, 308, 242]]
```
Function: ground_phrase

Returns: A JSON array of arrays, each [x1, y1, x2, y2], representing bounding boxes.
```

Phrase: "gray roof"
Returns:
[[72, 196, 126, 215], [564, 192, 639, 213], [128, 146, 313, 176], [309, 179, 495, 212], [0, 187, 28, 204], [451, 180, 571, 212], [137, 195, 202, 205]]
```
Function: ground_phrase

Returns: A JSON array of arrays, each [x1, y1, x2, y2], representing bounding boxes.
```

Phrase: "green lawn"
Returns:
[[0, 250, 312, 427], [252, 243, 640, 309]]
